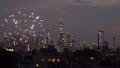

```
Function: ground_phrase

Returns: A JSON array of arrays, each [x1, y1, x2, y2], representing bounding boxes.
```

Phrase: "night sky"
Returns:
[[0, 0, 120, 45]]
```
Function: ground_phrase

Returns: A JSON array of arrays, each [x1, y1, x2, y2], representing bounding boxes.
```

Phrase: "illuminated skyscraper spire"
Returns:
[[57, 18, 65, 52], [58, 18, 63, 33], [58, 18, 64, 39]]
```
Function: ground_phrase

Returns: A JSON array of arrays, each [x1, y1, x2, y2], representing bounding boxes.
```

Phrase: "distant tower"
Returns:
[[58, 18, 64, 40], [98, 30, 104, 47], [3, 32, 7, 41], [3, 32, 8, 48], [35, 36, 44, 50], [113, 36, 116, 48], [45, 29, 50, 46], [66, 33, 71, 40], [27, 44, 30, 51], [57, 18, 65, 52], [66, 33, 71, 47]]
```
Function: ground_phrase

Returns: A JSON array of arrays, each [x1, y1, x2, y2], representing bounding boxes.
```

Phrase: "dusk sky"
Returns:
[[0, 0, 120, 45]]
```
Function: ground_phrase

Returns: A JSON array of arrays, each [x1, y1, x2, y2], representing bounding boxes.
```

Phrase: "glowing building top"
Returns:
[[58, 18, 64, 33], [58, 18, 64, 40]]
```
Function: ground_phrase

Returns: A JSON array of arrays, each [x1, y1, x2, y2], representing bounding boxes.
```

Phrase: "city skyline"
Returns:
[[0, 0, 120, 45]]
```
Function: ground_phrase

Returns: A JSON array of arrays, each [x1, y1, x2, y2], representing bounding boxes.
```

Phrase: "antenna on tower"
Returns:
[[59, 18, 62, 23]]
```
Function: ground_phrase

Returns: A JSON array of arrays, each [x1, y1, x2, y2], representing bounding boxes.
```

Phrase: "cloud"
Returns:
[[1, 0, 120, 13], [0, 0, 71, 13], [84, 0, 120, 6], [63, 0, 120, 6], [73, 0, 91, 4], [105, 27, 120, 34]]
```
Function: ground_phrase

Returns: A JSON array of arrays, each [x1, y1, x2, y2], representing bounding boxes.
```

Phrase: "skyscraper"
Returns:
[[57, 18, 65, 51], [113, 36, 116, 48], [98, 30, 104, 47], [66, 33, 71, 47], [45, 29, 50, 46], [58, 19, 64, 40]]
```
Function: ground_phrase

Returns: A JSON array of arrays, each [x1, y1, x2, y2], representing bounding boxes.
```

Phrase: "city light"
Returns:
[[48, 58, 51, 62], [35, 64, 39, 67], [52, 58, 56, 63], [48, 58, 60, 63], [6, 48, 14, 52], [56, 58, 60, 62], [89, 57, 95, 60]]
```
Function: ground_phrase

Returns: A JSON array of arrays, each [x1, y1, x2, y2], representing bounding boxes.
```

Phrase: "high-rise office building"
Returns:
[[98, 30, 104, 47], [113, 36, 116, 48], [57, 18, 65, 51], [3, 32, 8, 41], [66, 33, 71, 47], [58, 18, 64, 40]]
